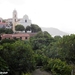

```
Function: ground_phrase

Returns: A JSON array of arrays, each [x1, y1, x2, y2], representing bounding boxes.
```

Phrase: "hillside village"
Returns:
[[0, 10, 41, 40], [0, 10, 75, 75], [0, 10, 69, 39], [0, 10, 31, 30], [0, 0, 75, 75]]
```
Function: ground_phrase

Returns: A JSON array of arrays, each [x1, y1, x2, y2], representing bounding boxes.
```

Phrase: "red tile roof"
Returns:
[[2, 33, 30, 37], [0, 22, 7, 25], [1, 34, 12, 38], [12, 33, 29, 37]]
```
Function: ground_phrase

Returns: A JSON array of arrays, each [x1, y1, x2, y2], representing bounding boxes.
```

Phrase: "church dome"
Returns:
[[23, 15, 28, 19]]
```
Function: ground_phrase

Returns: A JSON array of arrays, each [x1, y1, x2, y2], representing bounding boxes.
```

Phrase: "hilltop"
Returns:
[[41, 27, 68, 36]]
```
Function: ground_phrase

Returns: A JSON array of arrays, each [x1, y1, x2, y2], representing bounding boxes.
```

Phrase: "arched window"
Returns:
[[25, 20, 27, 22]]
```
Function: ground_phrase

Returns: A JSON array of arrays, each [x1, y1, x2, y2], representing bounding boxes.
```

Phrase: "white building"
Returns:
[[17, 15, 31, 28], [13, 10, 31, 32]]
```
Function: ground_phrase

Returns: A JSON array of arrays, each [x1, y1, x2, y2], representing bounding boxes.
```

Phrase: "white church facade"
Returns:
[[13, 10, 31, 32], [0, 10, 31, 32]]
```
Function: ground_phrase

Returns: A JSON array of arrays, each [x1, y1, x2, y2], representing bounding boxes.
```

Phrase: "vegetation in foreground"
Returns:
[[0, 25, 75, 75]]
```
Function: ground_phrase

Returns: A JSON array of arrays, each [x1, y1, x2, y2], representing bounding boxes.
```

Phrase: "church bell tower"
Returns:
[[13, 10, 18, 32]]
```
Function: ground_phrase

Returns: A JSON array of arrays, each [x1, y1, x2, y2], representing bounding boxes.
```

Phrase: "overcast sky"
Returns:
[[0, 0, 75, 33]]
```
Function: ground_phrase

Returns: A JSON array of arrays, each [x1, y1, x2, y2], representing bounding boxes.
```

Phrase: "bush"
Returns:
[[22, 72, 31, 75], [34, 54, 48, 67], [43, 59, 72, 75]]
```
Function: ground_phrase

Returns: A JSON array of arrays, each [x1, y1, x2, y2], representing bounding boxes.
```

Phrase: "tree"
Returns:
[[15, 24, 25, 31], [1, 41, 35, 75], [0, 39, 15, 45], [54, 36, 62, 41], [0, 28, 13, 34], [5, 29, 13, 34], [35, 31, 52, 39], [57, 34, 75, 63], [0, 45, 9, 72], [30, 31, 54, 56], [31, 24, 41, 33], [43, 31, 52, 38], [35, 31, 44, 38], [0, 56, 9, 72], [43, 59, 72, 75], [25, 26, 31, 32]]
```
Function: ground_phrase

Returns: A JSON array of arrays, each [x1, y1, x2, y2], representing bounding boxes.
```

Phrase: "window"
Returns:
[[25, 20, 27, 22], [25, 37, 27, 39], [13, 37, 16, 39]]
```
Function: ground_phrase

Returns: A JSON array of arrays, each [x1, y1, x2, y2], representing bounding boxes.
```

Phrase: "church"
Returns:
[[0, 10, 37, 40], [0, 10, 31, 32], [13, 10, 31, 32]]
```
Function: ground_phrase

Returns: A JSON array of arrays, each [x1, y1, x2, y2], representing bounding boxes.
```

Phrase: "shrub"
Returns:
[[23, 72, 31, 75], [43, 59, 72, 75]]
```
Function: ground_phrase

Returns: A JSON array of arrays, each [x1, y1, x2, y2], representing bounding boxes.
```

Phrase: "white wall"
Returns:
[[18, 15, 31, 28]]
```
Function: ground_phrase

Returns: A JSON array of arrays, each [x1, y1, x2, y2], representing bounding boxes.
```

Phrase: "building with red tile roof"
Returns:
[[0, 22, 7, 28], [1, 33, 30, 40]]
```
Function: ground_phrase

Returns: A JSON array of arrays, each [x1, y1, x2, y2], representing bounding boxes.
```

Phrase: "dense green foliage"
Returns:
[[30, 32, 74, 75], [0, 56, 9, 72], [0, 41, 35, 75], [0, 28, 13, 34], [15, 24, 25, 31], [15, 24, 41, 33], [25, 24, 42, 33], [0, 26, 75, 75], [25, 26, 31, 32], [31, 24, 41, 33], [43, 59, 72, 75], [57, 35, 75, 64], [0, 39, 15, 44]]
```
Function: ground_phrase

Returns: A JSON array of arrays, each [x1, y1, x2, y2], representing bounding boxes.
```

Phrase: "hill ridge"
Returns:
[[41, 27, 68, 36]]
